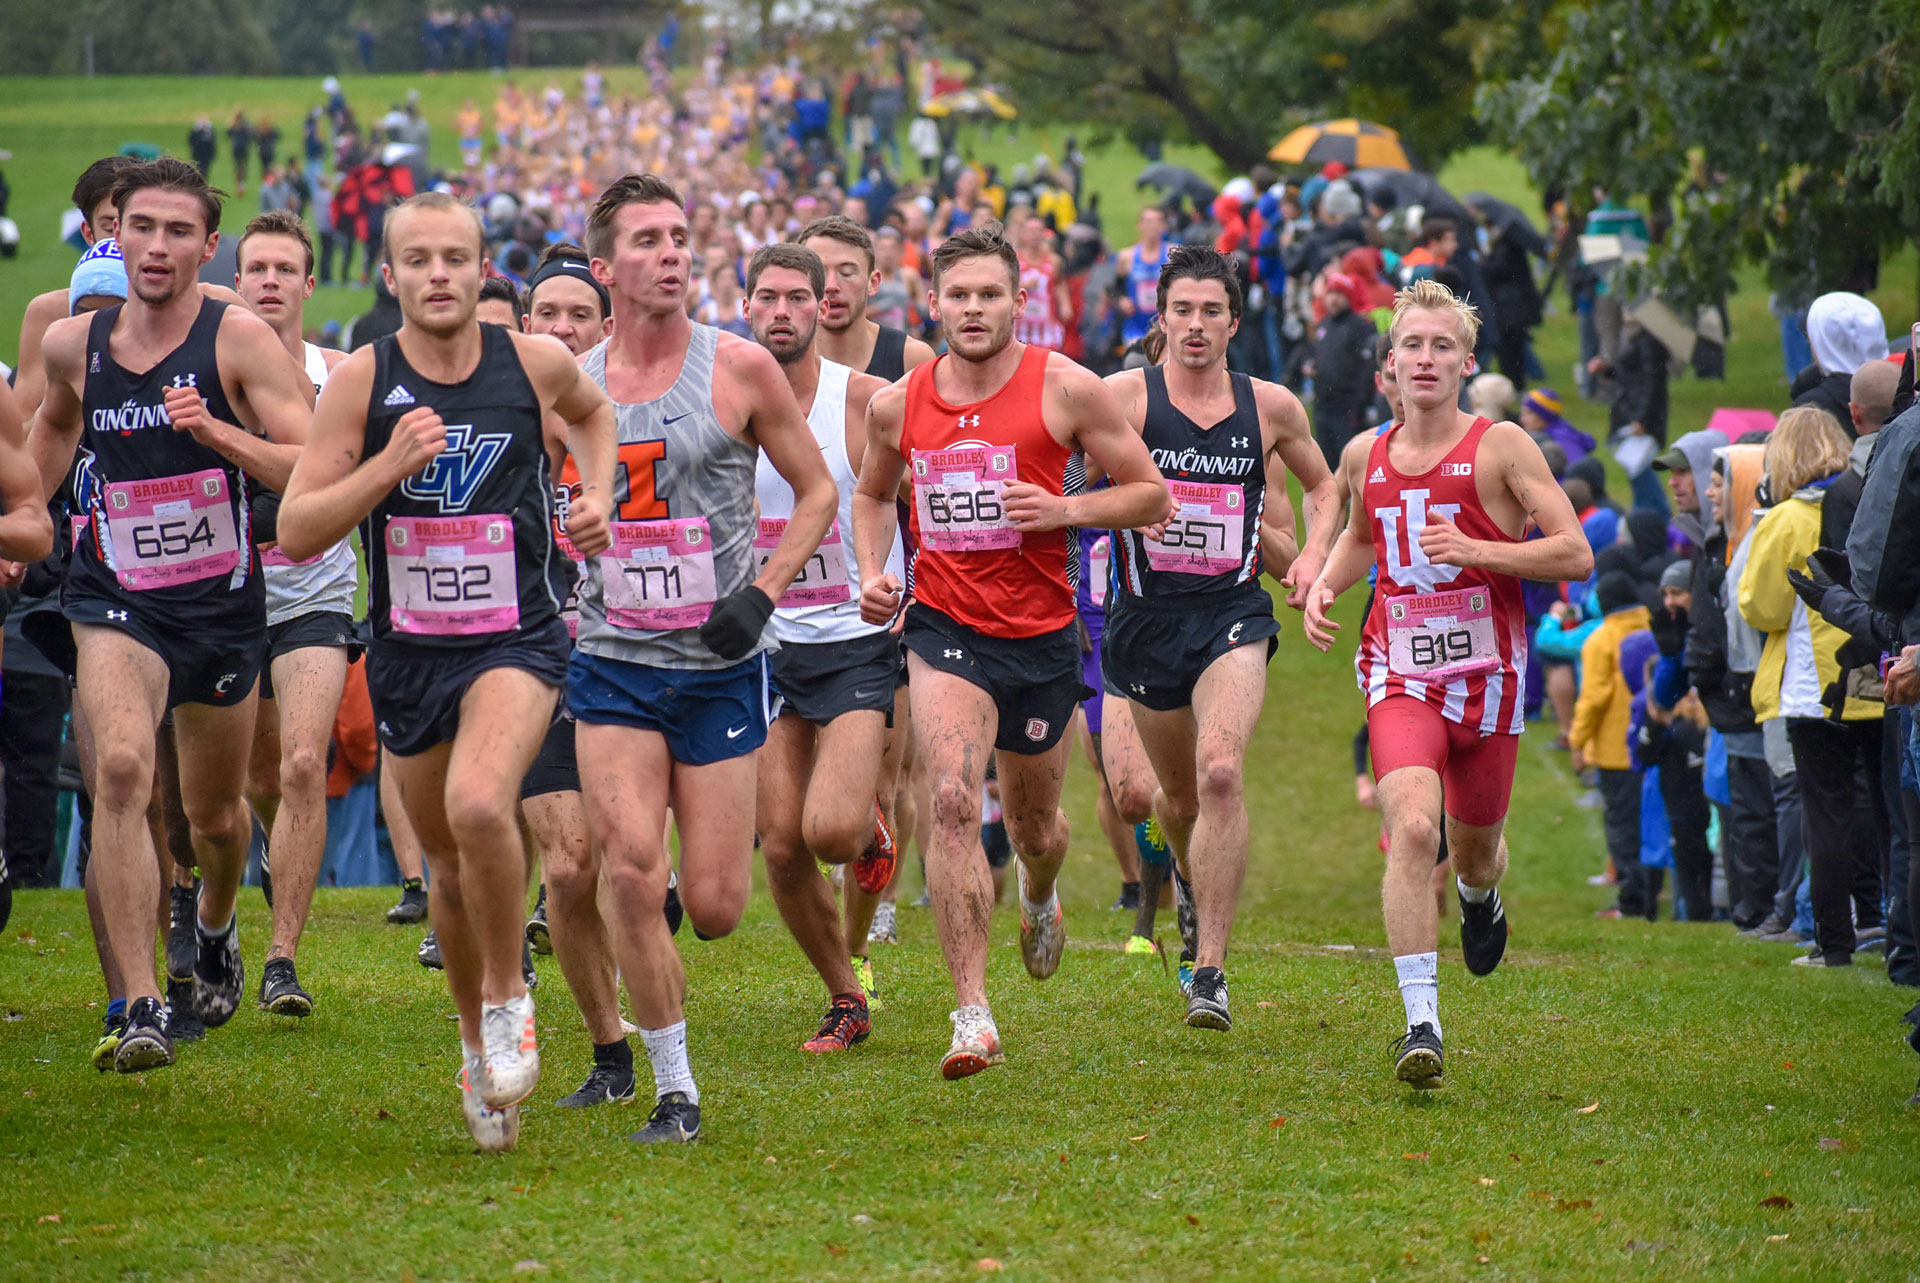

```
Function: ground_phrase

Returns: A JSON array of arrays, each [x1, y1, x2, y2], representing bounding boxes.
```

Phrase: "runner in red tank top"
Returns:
[[1301, 280, 1589, 1088], [851, 221, 1169, 1081]]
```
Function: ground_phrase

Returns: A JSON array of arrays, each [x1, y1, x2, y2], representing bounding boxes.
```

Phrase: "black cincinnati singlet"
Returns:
[[66, 298, 263, 633], [1112, 366, 1265, 600], [864, 325, 909, 382], [363, 324, 566, 648]]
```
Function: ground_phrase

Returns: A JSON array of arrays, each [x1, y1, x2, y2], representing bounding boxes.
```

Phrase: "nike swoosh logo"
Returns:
[[726, 725, 748, 739], [664, 411, 694, 426], [851, 690, 875, 700]]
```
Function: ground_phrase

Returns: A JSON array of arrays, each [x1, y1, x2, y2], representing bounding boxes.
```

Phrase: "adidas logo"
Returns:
[[383, 385, 416, 408], [1369, 467, 1386, 483]]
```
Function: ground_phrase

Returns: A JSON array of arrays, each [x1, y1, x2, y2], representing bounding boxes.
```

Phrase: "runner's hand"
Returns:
[[1136, 494, 1181, 543], [860, 572, 905, 629], [564, 492, 611, 559], [1281, 544, 1326, 611], [1003, 480, 1068, 532], [0, 560, 24, 590], [164, 385, 220, 445], [381, 407, 448, 481], [699, 586, 774, 661], [1417, 512, 1481, 568], [1302, 581, 1340, 651]]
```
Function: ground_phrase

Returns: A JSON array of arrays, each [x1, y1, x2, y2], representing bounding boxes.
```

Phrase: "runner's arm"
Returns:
[[901, 334, 936, 372], [1019, 359, 1169, 532], [172, 310, 312, 492], [278, 349, 438, 561], [738, 342, 836, 600], [520, 333, 615, 558], [1300, 476, 1378, 649], [10, 290, 68, 423], [842, 371, 889, 477], [0, 382, 56, 564], [1259, 380, 1337, 605], [1417, 422, 1592, 583], [24, 316, 88, 504], [1258, 450, 1297, 581], [852, 384, 908, 626]]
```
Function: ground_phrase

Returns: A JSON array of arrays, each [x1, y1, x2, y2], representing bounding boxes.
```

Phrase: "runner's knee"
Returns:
[[278, 740, 328, 803], [682, 880, 745, 939], [931, 775, 981, 833], [94, 742, 155, 813], [1004, 805, 1062, 856], [800, 805, 866, 865], [443, 782, 518, 848], [1196, 754, 1244, 809], [1386, 812, 1441, 866]]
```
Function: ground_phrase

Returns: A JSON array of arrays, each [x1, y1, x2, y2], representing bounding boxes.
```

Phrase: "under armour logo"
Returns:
[[89, 353, 101, 373], [943, 648, 963, 659], [1131, 682, 1147, 695], [169, 374, 197, 389], [956, 414, 980, 429], [1232, 437, 1249, 449], [106, 609, 129, 622]]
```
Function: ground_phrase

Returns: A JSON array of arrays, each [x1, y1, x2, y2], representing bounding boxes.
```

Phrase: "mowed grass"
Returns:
[[4, 582, 1920, 1281]]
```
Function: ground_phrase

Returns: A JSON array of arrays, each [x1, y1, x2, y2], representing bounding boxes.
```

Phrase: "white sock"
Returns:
[[640, 1021, 698, 1104], [1394, 952, 1440, 1038], [1019, 866, 1056, 918], [1456, 877, 1492, 904], [196, 909, 234, 938]]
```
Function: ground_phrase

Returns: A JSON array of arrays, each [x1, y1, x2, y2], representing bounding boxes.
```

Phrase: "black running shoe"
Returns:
[[628, 1091, 700, 1143], [1171, 862, 1198, 962], [166, 880, 199, 982], [259, 957, 313, 1017], [526, 886, 551, 955], [1459, 885, 1509, 977], [165, 979, 206, 1042], [664, 869, 684, 936], [1185, 966, 1231, 1031], [91, 1011, 127, 1072], [387, 879, 428, 924], [191, 915, 244, 1028], [1391, 1021, 1444, 1087], [255, 814, 273, 909], [557, 1060, 637, 1108], [521, 940, 538, 990], [417, 929, 443, 970], [114, 996, 174, 1073], [1111, 881, 1141, 912]]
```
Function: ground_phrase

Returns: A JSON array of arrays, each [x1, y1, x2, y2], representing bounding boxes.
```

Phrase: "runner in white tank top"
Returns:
[[743, 242, 904, 1054]]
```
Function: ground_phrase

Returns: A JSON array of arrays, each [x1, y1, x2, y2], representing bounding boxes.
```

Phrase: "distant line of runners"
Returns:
[[4, 154, 1587, 1148]]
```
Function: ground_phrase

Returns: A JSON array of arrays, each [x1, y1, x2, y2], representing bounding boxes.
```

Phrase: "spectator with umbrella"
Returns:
[[1270, 118, 1413, 171]]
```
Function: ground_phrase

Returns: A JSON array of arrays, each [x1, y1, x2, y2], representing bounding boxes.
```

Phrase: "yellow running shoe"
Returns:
[[1123, 934, 1157, 957]]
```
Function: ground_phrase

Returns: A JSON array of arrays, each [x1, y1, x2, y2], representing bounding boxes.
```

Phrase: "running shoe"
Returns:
[[802, 994, 871, 1053], [629, 1091, 700, 1143], [522, 940, 538, 990], [165, 979, 206, 1042], [1017, 868, 1066, 980], [258, 957, 313, 1018], [479, 992, 539, 1107], [1186, 966, 1231, 1031], [854, 801, 898, 895], [166, 880, 198, 982], [1459, 884, 1510, 977], [191, 914, 244, 1029], [941, 1005, 1004, 1080], [1171, 861, 1198, 963], [1110, 882, 1141, 912], [664, 869, 684, 936], [460, 1052, 520, 1152], [1391, 1021, 1444, 1087], [387, 878, 429, 924], [417, 929, 443, 970], [91, 1011, 127, 1072], [851, 954, 880, 1008], [1176, 949, 1196, 997], [113, 996, 174, 1073], [526, 885, 551, 955], [867, 900, 898, 946], [1134, 817, 1172, 869], [557, 1059, 637, 1108], [1124, 934, 1157, 957]]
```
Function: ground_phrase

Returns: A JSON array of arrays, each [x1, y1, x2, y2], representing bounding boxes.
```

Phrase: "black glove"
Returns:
[[698, 586, 773, 661], [1786, 565, 1827, 612], [1650, 604, 1689, 656], [250, 488, 282, 547]]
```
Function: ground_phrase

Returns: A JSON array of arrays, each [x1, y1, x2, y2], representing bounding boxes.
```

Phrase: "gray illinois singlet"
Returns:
[[574, 322, 763, 671]]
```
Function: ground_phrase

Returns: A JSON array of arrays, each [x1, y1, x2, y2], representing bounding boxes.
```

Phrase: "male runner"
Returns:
[[574, 173, 836, 1144], [795, 215, 933, 381], [1104, 246, 1337, 1031], [232, 210, 358, 1019], [14, 158, 138, 419], [1303, 279, 1591, 1085], [852, 221, 1170, 1079], [1014, 213, 1072, 353], [1114, 205, 1173, 347], [28, 158, 314, 1072], [277, 191, 616, 1150], [742, 241, 900, 1053]]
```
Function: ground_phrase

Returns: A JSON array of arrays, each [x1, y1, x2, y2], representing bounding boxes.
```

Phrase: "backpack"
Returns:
[[1848, 402, 1920, 627]]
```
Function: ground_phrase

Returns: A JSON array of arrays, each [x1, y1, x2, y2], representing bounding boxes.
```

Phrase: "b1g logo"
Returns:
[[400, 424, 511, 512], [1025, 717, 1049, 742]]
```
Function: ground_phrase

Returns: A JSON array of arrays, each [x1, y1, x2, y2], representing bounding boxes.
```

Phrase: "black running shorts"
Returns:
[[520, 715, 579, 799], [368, 618, 570, 758], [1102, 585, 1280, 712], [902, 602, 1088, 755], [261, 610, 362, 702], [65, 588, 266, 710], [770, 630, 899, 727]]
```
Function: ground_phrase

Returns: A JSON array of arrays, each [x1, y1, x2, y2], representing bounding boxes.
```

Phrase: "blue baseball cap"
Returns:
[[70, 238, 128, 313]]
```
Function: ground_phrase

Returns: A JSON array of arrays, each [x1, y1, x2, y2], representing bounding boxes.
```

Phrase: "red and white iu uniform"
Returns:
[[1013, 258, 1065, 352], [1355, 415, 1526, 824]]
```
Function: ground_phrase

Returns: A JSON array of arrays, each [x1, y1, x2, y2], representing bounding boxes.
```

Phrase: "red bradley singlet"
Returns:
[[1356, 415, 1528, 736], [900, 343, 1075, 638]]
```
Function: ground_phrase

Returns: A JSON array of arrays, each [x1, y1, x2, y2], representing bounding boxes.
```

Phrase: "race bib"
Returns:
[[554, 527, 585, 640], [1385, 587, 1500, 683], [385, 513, 519, 636], [911, 446, 1019, 552], [1144, 481, 1245, 576], [602, 517, 717, 630], [1087, 534, 1110, 608], [102, 469, 241, 591], [755, 516, 851, 608]]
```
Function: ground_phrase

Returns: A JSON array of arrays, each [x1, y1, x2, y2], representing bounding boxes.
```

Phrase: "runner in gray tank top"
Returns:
[[569, 174, 837, 1146]]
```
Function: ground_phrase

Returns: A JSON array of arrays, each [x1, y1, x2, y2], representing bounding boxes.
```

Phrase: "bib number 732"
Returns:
[[405, 562, 494, 603]]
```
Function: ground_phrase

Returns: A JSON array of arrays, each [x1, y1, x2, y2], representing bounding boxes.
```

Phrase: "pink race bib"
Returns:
[[385, 514, 519, 636], [911, 446, 1019, 552], [1144, 481, 1245, 576], [102, 469, 241, 591], [603, 518, 717, 630], [1385, 587, 1499, 683], [754, 517, 851, 607], [554, 529, 584, 640]]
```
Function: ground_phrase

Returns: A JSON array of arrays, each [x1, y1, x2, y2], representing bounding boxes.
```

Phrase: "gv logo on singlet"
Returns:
[[1373, 487, 1463, 593], [400, 423, 511, 512]]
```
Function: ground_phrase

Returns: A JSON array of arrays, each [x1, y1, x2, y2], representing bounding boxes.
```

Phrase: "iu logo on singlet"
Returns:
[[400, 424, 511, 511], [1373, 487, 1463, 593]]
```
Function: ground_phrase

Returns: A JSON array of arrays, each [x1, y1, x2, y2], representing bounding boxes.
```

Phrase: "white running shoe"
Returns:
[[1016, 866, 1066, 980], [868, 900, 898, 946], [480, 992, 539, 1108], [461, 1053, 521, 1152], [941, 1005, 1005, 1080]]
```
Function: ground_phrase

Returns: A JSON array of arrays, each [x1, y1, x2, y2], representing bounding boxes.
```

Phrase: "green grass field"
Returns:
[[4, 69, 1920, 1280]]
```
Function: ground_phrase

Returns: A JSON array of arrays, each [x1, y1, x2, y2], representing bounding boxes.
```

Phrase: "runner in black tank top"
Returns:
[[865, 325, 909, 381], [1098, 247, 1339, 1036]]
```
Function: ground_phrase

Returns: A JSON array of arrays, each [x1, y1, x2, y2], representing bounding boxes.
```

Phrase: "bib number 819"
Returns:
[[1409, 629, 1474, 669], [132, 516, 217, 560], [929, 488, 1000, 526]]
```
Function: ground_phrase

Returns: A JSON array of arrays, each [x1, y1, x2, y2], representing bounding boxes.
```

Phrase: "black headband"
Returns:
[[526, 256, 610, 317]]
